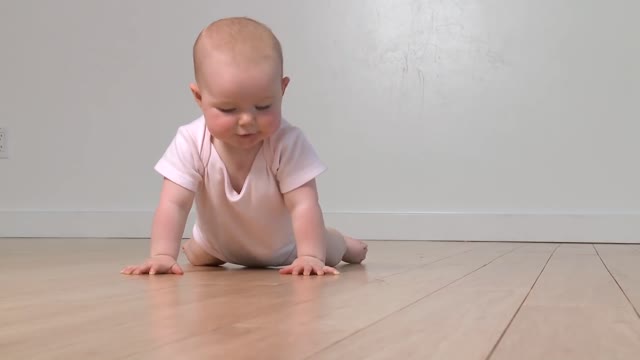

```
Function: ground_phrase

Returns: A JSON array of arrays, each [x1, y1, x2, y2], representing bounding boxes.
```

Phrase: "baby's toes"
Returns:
[[358, 242, 368, 261], [342, 237, 368, 264]]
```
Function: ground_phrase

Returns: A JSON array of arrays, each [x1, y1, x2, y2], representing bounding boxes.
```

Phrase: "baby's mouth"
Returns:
[[237, 133, 258, 139]]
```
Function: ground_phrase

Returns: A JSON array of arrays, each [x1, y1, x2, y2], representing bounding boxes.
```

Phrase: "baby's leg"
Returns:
[[182, 238, 226, 266], [325, 227, 368, 267]]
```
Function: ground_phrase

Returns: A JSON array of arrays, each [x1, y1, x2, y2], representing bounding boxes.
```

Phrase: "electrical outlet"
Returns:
[[0, 127, 8, 158]]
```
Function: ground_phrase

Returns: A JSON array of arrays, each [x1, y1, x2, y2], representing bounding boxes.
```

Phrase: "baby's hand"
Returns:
[[279, 255, 340, 276], [120, 255, 184, 275]]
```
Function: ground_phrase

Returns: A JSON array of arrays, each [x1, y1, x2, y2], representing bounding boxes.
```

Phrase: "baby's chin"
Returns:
[[227, 134, 267, 150]]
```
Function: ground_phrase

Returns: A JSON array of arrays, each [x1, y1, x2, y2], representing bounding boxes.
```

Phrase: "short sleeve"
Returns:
[[270, 124, 327, 193], [154, 125, 204, 192]]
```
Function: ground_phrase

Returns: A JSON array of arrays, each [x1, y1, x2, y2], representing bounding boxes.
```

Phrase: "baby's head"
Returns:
[[190, 17, 289, 151]]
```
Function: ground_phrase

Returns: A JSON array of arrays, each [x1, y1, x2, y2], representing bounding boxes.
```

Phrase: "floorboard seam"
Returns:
[[378, 243, 484, 280], [593, 244, 640, 319], [303, 243, 528, 359], [485, 244, 559, 360]]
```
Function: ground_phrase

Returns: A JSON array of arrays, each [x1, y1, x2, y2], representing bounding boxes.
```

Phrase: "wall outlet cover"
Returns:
[[0, 127, 8, 158]]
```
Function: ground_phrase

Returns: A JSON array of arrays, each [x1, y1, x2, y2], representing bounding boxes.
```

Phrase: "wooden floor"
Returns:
[[2, 239, 640, 359]]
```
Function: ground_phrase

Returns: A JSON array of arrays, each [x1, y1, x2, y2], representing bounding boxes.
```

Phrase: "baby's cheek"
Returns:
[[205, 114, 234, 136], [261, 110, 281, 127]]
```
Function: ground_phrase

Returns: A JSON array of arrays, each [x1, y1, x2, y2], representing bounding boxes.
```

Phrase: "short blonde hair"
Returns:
[[192, 17, 283, 84]]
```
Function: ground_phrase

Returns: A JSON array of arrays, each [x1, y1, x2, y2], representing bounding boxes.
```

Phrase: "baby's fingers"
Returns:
[[132, 263, 152, 275], [278, 265, 295, 275], [292, 265, 307, 276], [149, 264, 159, 275], [312, 265, 338, 276], [292, 265, 303, 276], [303, 264, 313, 276], [170, 263, 184, 275], [322, 266, 340, 275], [120, 265, 143, 275], [149, 262, 184, 275]]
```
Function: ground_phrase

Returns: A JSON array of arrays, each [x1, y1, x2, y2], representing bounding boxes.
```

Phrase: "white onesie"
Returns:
[[154, 116, 327, 267]]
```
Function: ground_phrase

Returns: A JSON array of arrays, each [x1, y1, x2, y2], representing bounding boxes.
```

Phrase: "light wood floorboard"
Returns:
[[489, 244, 640, 360], [594, 244, 640, 316], [136, 243, 522, 359], [309, 244, 556, 360], [2, 239, 640, 359]]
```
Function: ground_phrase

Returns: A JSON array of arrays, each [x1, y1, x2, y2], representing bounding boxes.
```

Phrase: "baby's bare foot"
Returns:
[[182, 239, 225, 266], [342, 236, 368, 264]]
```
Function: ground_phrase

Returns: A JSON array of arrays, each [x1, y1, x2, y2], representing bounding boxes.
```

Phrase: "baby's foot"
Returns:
[[182, 239, 225, 266], [342, 236, 368, 264]]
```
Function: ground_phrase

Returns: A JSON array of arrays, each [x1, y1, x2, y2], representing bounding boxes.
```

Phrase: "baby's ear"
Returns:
[[281, 76, 290, 95], [189, 83, 203, 107]]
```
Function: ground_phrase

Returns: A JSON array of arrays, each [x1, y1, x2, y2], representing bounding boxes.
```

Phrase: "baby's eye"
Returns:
[[217, 107, 236, 113], [256, 104, 271, 111]]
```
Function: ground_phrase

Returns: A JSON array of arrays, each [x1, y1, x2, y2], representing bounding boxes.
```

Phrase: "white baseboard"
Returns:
[[324, 211, 640, 243], [1, 210, 639, 243]]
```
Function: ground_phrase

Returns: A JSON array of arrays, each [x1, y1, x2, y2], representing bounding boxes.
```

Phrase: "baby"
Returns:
[[121, 17, 368, 276]]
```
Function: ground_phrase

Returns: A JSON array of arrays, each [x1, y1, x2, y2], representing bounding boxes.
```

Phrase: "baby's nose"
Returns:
[[238, 112, 256, 126]]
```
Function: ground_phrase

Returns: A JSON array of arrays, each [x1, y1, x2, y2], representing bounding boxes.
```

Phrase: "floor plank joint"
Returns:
[[3, 239, 640, 359]]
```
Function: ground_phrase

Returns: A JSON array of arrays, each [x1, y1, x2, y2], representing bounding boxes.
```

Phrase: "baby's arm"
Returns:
[[121, 178, 194, 275], [279, 179, 339, 276]]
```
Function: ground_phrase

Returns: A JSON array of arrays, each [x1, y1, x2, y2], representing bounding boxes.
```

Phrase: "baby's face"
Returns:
[[191, 53, 288, 152]]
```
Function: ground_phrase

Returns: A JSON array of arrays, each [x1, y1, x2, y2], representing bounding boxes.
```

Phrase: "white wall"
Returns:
[[1, 0, 639, 242]]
